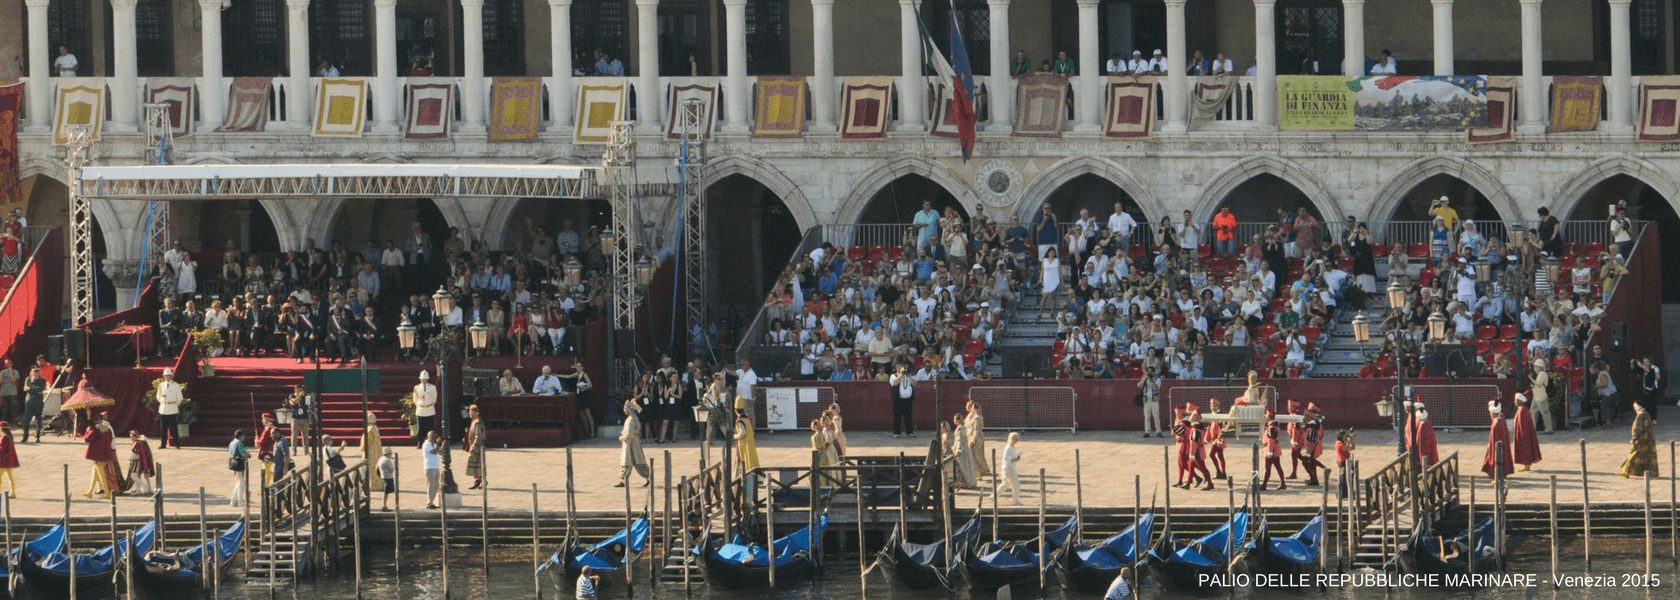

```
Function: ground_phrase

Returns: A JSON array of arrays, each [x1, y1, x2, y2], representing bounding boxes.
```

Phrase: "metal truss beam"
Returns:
[[66, 128, 96, 327], [78, 171, 598, 201], [676, 99, 710, 362]]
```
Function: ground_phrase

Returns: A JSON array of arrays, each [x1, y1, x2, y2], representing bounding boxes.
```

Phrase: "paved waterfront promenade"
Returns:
[[5, 420, 1677, 518]]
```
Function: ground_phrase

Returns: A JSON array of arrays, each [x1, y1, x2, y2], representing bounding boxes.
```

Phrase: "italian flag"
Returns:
[[918, 7, 977, 161]]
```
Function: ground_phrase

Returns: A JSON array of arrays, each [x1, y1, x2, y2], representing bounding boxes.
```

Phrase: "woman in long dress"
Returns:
[[1619, 402, 1659, 478], [359, 411, 383, 463], [949, 414, 977, 490], [733, 404, 760, 472], [618, 401, 651, 487], [464, 405, 487, 489], [965, 401, 989, 478], [176, 251, 198, 299], [1037, 247, 1062, 318], [810, 419, 834, 469], [825, 404, 848, 458]]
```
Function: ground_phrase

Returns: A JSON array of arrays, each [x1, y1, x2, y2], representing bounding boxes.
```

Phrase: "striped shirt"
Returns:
[[576, 574, 597, 599]]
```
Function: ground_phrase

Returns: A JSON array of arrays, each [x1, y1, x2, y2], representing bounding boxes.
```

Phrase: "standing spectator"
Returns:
[[1010, 50, 1032, 77], [376, 449, 396, 511], [1108, 202, 1138, 253], [1186, 50, 1209, 75], [422, 430, 442, 508], [1211, 206, 1237, 257], [1535, 207, 1563, 257], [890, 364, 916, 437], [1370, 49, 1397, 74], [912, 200, 940, 253], [1347, 223, 1378, 294], [155, 367, 184, 449], [404, 224, 432, 290], [18, 368, 43, 443], [464, 405, 486, 490], [54, 45, 79, 76], [1610, 205, 1636, 259], [1139, 367, 1163, 437], [1105, 52, 1126, 75], [1031, 203, 1060, 260], [227, 430, 249, 506], [0, 423, 16, 496], [1633, 355, 1663, 421], [0, 359, 17, 420], [733, 359, 758, 410], [412, 370, 438, 447], [256, 414, 278, 487], [1053, 50, 1075, 75], [1001, 431, 1023, 504], [1292, 208, 1319, 256]]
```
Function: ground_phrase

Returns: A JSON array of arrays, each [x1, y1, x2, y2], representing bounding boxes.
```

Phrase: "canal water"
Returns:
[[12, 537, 1679, 599]]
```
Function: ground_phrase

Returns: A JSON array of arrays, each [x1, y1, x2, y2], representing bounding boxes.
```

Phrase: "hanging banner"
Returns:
[[1277, 76, 1354, 130], [0, 83, 21, 207], [1350, 75, 1488, 131]]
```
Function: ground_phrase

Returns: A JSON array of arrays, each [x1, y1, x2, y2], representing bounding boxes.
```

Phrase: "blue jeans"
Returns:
[[1216, 239, 1236, 257]]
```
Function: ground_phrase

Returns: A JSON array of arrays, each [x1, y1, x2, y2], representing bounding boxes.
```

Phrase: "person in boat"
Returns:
[[576, 565, 600, 599], [617, 401, 652, 488], [1482, 401, 1513, 480], [1002, 431, 1023, 505], [1618, 401, 1659, 478], [128, 430, 156, 495], [1285, 399, 1307, 479], [965, 401, 988, 478], [1104, 567, 1134, 600], [82, 411, 126, 498], [1206, 398, 1228, 480], [733, 398, 760, 472], [1510, 392, 1542, 472], [1300, 403, 1327, 486], [1413, 409, 1440, 467]]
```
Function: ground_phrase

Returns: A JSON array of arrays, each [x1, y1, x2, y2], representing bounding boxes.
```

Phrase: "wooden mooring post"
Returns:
[[1549, 476, 1558, 588], [1580, 438, 1591, 570], [531, 483, 542, 600], [392, 453, 401, 573]]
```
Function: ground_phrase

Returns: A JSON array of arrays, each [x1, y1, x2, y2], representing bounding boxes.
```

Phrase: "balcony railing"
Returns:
[[11, 74, 1642, 139]]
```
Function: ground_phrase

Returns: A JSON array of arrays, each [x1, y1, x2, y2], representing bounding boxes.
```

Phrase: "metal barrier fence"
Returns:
[[966, 385, 1079, 432], [1403, 383, 1504, 430]]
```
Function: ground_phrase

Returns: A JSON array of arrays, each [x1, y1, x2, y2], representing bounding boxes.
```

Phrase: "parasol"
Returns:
[[60, 378, 117, 412]]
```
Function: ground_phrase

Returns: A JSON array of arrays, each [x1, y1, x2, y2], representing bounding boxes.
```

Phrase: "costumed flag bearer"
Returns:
[[1482, 400, 1514, 480], [0, 422, 17, 497], [1511, 392, 1543, 471], [127, 430, 156, 495]]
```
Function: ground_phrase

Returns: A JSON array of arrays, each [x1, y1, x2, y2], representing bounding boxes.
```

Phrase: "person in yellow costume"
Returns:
[[733, 395, 760, 472]]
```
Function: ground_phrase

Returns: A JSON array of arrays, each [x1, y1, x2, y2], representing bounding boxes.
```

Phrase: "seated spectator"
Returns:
[[497, 369, 525, 395], [532, 365, 564, 395]]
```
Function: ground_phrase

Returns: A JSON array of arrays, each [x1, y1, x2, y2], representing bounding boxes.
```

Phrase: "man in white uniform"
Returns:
[[155, 368, 184, 449], [412, 370, 438, 447]]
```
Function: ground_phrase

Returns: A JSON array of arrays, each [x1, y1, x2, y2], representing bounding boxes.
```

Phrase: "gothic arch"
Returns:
[[1365, 156, 1522, 225], [704, 155, 819, 231], [1191, 156, 1345, 224], [835, 156, 980, 225], [1012, 156, 1163, 224], [1551, 155, 1680, 219]]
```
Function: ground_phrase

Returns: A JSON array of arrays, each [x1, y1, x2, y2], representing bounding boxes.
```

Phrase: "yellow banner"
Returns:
[[1278, 76, 1354, 130]]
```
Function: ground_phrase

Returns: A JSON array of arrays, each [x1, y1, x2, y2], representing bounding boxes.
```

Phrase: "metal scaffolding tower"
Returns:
[[676, 97, 712, 363], [65, 127, 96, 327], [604, 121, 641, 397], [138, 103, 175, 300]]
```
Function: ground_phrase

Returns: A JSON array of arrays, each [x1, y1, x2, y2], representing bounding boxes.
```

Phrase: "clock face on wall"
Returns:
[[976, 159, 1022, 209]]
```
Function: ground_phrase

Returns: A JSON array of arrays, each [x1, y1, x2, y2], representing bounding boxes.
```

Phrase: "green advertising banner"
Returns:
[[1278, 76, 1355, 130]]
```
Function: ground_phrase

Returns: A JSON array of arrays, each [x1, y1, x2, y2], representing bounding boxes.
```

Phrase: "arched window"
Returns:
[[134, 0, 174, 75], [745, 0, 788, 74], [311, 0, 371, 75], [224, 0, 286, 76], [483, 0, 526, 75], [572, 0, 630, 73], [919, 0, 990, 75], [47, 0, 93, 75]]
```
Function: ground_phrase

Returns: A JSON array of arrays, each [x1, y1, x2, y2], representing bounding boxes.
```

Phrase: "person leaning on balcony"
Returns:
[[1053, 50, 1075, 75], [1211, 51, 1233, 76], [1106, 53, 1126, 75], [1186, 50, 1209, 76], [1011, 50, 1032, 77], [54, 45, 78, 77], [1370, 49, 1398, 75]]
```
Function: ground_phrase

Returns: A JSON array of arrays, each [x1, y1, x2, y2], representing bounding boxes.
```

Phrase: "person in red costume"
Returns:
[[1412, 409, 1440, 468], [81, 411, 127, 498], [1172, 407, 1192, 487], [1286, 399, 1306, 479], [1299, 403, 1328, 486], [0, 422, 17, 497], [1261, 410, 1286, 490], [1182, 405, 1214, 490], [1510, 392, 1542, 472], [1334, 428, 1355, 497], [1482, 401, 1514, 480], [127, 430, 156, 495], [1205, 398, 1228, 480]]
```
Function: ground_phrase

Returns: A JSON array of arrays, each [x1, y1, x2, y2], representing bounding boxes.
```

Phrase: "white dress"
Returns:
[[1041, 257, 1062, 295], [176, 259, 198, 295]]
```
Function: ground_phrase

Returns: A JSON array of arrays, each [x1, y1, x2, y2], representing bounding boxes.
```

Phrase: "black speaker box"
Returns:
[[1426, 344, 1476, 377], [1204, 345, 1254, 379], [749, 347, 801, 378], [1000, 345, 1051, 379], [62, 329, 89, 366]]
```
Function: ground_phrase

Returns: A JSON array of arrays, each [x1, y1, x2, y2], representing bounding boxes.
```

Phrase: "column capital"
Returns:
[[723, 0, 747, 6], [634, 0, 658, 6], [1341, 0, 1364, 4], [810, 0, 834, 6], [1252, 0, 1277, 6], [109, 0, 139, 9], [984, 0, 1008, 6], [459, 0, 484, 8], [545, 0, 571, 6], [1164, 0, 1186, 7], [375, 0, 398, 8], [23, 0, 50, 9], [281, 0, 309, 8], [1607, 0, 1631, 5], [1430, 0, 1453, 5], [1518, 0, 1542, 5], [101, 259, 143, 288], [1076, 0, 1100, 7]]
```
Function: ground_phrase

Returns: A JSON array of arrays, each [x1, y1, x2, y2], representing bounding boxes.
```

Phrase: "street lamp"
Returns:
[[564, 256, 584, 288], [1427, 311, 1447, 344], [468, 320, 490, 359], [397, 318, 417, 360], [635, 254, 655, 287], [431, 286, 455, 317], [427, 329, 462, 498], [1386, 280, 1406, 312]]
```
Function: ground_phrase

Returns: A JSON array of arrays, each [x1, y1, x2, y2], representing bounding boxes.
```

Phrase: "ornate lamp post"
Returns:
[[396, 318, 417, 361], [467, 320, 489, 362], [426, 286, 462, 498]]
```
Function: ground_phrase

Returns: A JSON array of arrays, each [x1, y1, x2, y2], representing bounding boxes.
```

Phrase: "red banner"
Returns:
[[0, 83, 22, 207]]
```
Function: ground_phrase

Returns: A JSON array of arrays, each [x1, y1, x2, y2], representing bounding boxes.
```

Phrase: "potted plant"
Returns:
[[399, 392, 417, 437], [190, 328, 225, 377], [143, 377, 196, 438]]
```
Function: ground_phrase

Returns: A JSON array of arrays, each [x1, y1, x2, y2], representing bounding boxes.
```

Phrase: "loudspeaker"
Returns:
[[749, 347, 801, 378], [61, 329, 88, 366], [45, 335, 64, 365], [1204, 345, 1254, 379], [1610, 322, 1628, 352], [1425, 344, 1476, 377], [1000, 345, 1051, 379]]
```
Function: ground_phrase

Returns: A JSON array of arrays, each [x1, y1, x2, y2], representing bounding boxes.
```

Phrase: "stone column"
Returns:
[[810, 0, 837, 132], [1342, 0, 1365, 75], [109, 0, 140, 129], [1075, 0, 1101, 130], [285, 0, 311, 129], [460, 0, 488, 129], [102, 259, 143, 311], [1162, 0, 1188, 132], [199, 0, 227, 128], [722, 0, 750, 132], [1518, 0, 1545, 133], [549, 0, 576, 129], [986, 0, 1012, 129], [1607, 0, 1633, 131], [897, 0, 926, 128], [1253, 0, 1278, 128], [1431, 0, 1454, 75], [24, 0, 50, 129], [374, 0, 400, 129], [635, 0, 661, 129]]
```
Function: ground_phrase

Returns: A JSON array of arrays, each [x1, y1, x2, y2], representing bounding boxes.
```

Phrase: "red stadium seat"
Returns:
[[957, 313, 977, 328], [1558, 256, 1575, 270], [1417, 267, 1436, 288], [1287, 367, 1301, 378], [889, 246, 905, 261], [1130, 244, 1146, 259], [1586, 242, 1605, 257], [1409, 243, 1429, 258], [1302, 325, 1321, 341], [1566, 242, 1583, 257], [1499, 324, 1518, 339], [1336, 257, 1353, 271], [1258, 324, 1279, 340], [1052, 339, 1066, 354], [1475, 339, 1491, 354], [868, 245, 886, 261], [847, 246, 866, 261], [964, 339, 985, 357], [911, 355, 926, 370], [1585, 254, 1601, 268], [1372, 243, 1390, 257], [1198, 244, 1213, 257], [1476, 325, 1497, 340]]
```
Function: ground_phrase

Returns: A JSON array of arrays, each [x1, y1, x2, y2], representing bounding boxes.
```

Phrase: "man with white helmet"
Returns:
[[413, 370, 438, 448], [155, 368, 184, 449]]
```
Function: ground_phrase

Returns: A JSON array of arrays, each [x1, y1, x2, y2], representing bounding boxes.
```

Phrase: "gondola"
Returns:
[[1147, 509, 1250, 593], [1065, 511, 1156, 593], [136, 519, 246, 593], [17, 521, 155, 597], [696, 514, 827, 589], [878, 515, 982, 591], [1, 523, 69, 582], [536, 517, 650, 591], [1402, 517, 1502, 576], [1246, 514, 1323, 575], [965, 515, 1078, 591]]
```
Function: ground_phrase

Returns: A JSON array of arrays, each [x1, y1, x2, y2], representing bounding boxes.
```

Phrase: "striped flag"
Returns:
[[919, 7, 977, 161]]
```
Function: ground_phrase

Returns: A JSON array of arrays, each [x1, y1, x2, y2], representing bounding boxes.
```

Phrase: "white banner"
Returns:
[[764, 388, 800, 430]]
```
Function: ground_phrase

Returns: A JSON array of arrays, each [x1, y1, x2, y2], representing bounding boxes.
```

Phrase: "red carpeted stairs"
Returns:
[[183, 359, 421, 447]]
